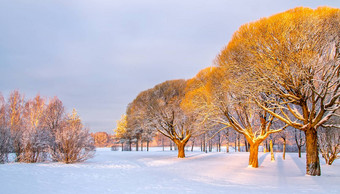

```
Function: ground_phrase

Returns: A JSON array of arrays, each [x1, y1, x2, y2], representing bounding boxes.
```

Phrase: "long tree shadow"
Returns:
[[290, 154, 306, 175], [258, 153, 269, 166]]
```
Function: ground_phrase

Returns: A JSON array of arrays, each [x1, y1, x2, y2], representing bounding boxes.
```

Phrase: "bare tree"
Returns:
[[318, 110, 340, 165], [20, 95, 50, 163], [0, 93, 11, 163], [7, 90, 25, 161], [50, 109, 95, 164]]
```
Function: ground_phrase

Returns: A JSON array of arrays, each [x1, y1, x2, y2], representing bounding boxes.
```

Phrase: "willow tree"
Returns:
[[217, 7, 340, 175], [183, 67, 286, 167], [128, 79, 197, 158]]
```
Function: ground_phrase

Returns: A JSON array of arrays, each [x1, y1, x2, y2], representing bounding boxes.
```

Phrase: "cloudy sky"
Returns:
[[0, 0, 339, 133]]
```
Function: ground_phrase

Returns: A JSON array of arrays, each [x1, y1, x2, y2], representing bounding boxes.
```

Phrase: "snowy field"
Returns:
[[1, 148, 339, 194]]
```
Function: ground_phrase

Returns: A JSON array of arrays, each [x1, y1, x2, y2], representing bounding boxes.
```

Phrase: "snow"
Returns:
[[1, 148, 339, 194]]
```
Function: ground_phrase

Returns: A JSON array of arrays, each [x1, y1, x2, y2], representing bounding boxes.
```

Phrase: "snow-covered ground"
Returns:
[[1, 148, 339, 194]]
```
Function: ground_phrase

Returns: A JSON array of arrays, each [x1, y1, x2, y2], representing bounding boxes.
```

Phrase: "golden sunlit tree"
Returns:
[[183, 67, 286, 167], [217, 7, 340, 175], [114, 114, 130, 151], [128, 80, 198, 158]]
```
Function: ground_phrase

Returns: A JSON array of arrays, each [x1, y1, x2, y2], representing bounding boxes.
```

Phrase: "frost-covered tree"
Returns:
[[318, 110, 340, 165], [7, 90, 25, 161], [20, 95, 50, 163], [318, 126, 340, 165], [0, 93, 11, 163], [50, 109, 95, 164]]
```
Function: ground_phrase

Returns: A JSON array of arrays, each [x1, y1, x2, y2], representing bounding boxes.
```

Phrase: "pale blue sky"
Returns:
[[0, 0, 339, 133]]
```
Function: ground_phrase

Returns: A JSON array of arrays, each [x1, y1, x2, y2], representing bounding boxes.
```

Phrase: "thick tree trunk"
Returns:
[[305, 128, 321, 176], [175, 140, 189, 158], [249, 143, 260, 168], [121, 143, 123, 151]]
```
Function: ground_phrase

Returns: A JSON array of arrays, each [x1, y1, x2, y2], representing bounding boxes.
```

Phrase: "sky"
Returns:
[[0, 0, 339, 134]]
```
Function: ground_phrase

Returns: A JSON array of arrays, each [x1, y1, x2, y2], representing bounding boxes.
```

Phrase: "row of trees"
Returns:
[[116, 7, 339, 176], [0, 91, 94, 164]]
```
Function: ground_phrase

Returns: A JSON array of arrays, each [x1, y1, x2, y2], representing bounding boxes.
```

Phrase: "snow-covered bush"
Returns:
[[20, 128, 51, 163], [50, 109, 95, 164], [0, 126, 11, 163]]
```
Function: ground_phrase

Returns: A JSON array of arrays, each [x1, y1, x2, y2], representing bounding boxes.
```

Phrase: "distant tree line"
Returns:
[[114, 7, 340, 176], [0, 90, 95, 164]]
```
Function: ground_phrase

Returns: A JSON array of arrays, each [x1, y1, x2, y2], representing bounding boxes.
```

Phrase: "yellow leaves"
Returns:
[[66, 108, 83, 130], [115, 114, 127, 138]]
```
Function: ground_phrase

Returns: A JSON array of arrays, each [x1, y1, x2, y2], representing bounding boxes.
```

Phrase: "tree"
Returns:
[[217, 7, 340, 176], [183, 67, 286, 167], [114, 114, 130, 151], [20, 95, 50, 163], [0, 93, 11, 163], [128, 80, 198, 158], [318, 110, 340, 165], [50, 109, 95, 164], [294, 129, 305, 158], [92, 132, 111, 147], [7, 90, 25, 161]]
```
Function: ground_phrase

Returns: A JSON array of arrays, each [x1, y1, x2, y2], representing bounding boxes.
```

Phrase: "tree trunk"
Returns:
[[162, 136, 164, 151], [170, 140, 172, 150], [270, 140, 275, 161], [200, 139, 203, 152], [305, 128, 321, 176], [263, 141, 267, 153], [226, 133, 229, 153], [147, 141, 149, 152], [136, 139, 139, 152], [175, 140, 188, 158], [249, 143, 260, 168], [121, 142, 123, 151], [283, 138, 286, 160], [141, 141, 143, 151], [298, 145, 302, 158], [191, 139, 194, 152], [226, 136, 229, 153], [237, 135, 241, 152], [244, 137, 248, 152]]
